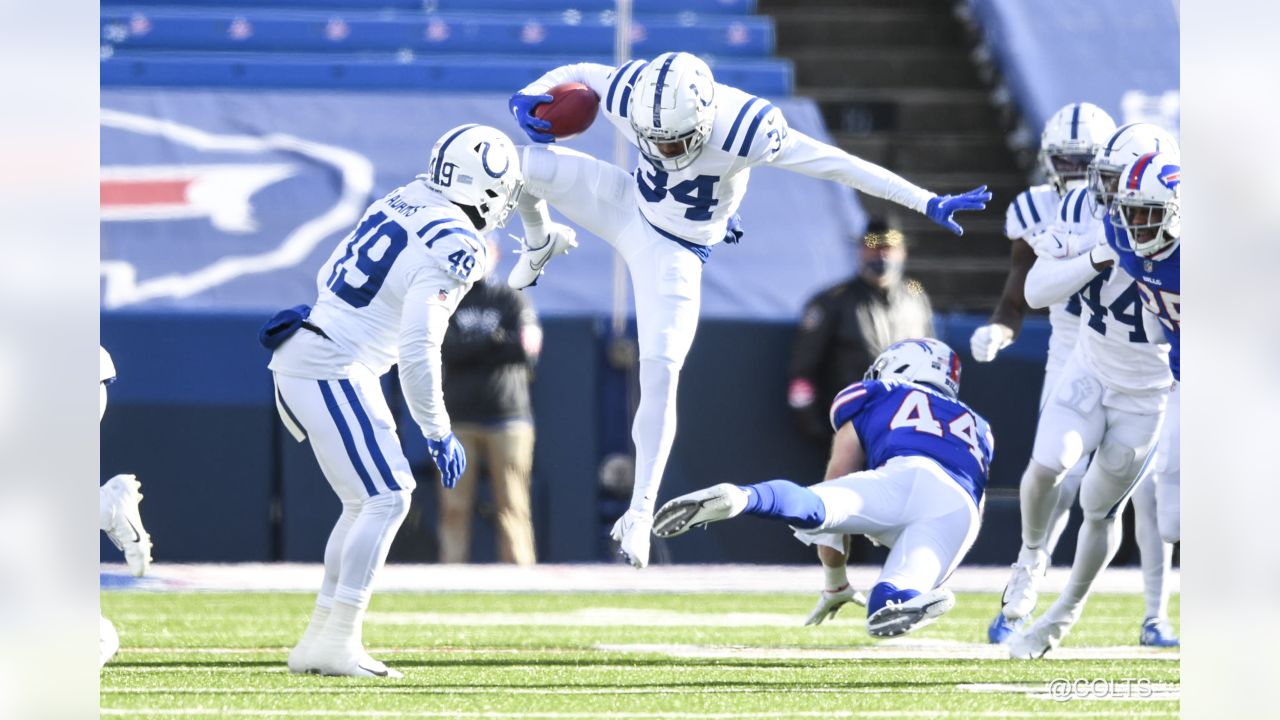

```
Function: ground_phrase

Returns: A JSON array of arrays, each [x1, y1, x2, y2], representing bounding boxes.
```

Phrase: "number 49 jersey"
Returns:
[[829, 379, 994, 506], [274, 180, 488, 378]]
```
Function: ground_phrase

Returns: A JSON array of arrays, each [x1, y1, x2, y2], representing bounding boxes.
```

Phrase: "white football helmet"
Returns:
[[628, 52, 717, 171], [1087, 122, 1179, 215], [864, 338, 963, 398], [423, 124, 523, 230], [1111, 151, 1180, 258], [1038, 102, 1116, 196]]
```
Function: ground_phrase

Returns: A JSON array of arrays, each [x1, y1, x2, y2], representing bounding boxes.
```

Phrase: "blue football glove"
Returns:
[[426, 432, 467, 489], [509, 93, 556, 144], [925, 185, 992, 236]]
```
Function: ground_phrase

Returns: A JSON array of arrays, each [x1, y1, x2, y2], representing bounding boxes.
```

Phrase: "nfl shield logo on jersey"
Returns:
[[100, 109, 374, 309]]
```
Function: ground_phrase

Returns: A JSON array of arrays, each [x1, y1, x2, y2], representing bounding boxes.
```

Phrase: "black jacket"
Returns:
[[788, 275, 935, 440], [442, 278, 540, 424]]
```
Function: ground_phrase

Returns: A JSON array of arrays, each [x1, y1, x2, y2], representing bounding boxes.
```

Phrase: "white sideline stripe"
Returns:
[[594, 642, 1180, 662], [367, 608, 819, 627], [102, 684, 1180, 699], [100, 563, 1177, 595], [99, 711, 1178, 718]]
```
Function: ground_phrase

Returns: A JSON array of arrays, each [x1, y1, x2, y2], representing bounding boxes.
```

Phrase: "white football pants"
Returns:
[[274, 367, 415, 611], [1020, 358, 1087, 556], [1025, 353, 1164, 627], [792, 456, 982, 595], [523, 144, 703, 516], [1155, 383, 1180, 543]]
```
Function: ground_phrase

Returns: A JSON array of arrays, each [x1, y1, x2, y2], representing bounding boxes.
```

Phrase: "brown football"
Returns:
[[533, 82, 601, 140]]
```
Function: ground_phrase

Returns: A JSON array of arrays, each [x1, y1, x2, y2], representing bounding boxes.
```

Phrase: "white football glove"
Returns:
[[969, 323, 1014, 363], [610, 509, 653, 569], [1025, 229, 1097, 260], [804, 584, 868, 626], [507, 222, 578, 290]]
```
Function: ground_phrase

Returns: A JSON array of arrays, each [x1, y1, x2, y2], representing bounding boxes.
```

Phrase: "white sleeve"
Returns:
[[397, 279, 462, 440], [518, 62, 616, 101], [1024, 250, 1103, 309], [766, 129, 935, 214]]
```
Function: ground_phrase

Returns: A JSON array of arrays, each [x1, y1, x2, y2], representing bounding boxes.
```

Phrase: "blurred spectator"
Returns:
[[788, 220, 935, 442], [438, 247, 541, 564]]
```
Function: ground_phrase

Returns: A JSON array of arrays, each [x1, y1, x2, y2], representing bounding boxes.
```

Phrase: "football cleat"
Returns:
[[1007, 615, 1071, 660], [507, 223, 577, 290], [986, 611, 1024, 644], [610, 509, 653, 569], [310, 650, 404, 679], [804, 584, 868, 626], [866, 588, 955, 638], [1139, 618, 1180, 648], [287, 641, 318, 675], [100, 615, 120, 669], [101, 474, 152, 577], [999, 551, 1047, 621], [651, 483, 749, 538]]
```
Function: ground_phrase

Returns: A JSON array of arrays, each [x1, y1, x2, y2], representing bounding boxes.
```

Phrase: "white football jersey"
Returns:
[[521, 61, 934, 247], [269, 180, 486, 380], [1006, 184, 1077, 373], [1049, 188, 1171, 401]]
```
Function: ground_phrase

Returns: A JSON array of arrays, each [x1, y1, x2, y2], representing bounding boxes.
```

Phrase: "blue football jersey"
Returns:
[[1106, 217, 1181, 380], [828, 379, 994, 506]]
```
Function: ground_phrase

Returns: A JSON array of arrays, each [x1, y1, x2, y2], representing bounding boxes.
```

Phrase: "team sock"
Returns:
[[741, 480, 825, 529]]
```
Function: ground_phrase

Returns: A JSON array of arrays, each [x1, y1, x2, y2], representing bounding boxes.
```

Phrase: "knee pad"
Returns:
[[1097, 436, 1139, 475], [362, 489, 411, 521]]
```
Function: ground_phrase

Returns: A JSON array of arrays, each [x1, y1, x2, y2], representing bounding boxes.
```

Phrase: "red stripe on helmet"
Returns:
[[1126, 152, 1158, 190]]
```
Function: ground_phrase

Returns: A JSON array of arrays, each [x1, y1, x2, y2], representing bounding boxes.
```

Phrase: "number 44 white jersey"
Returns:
[[269, 179, 488, 380], [519, 61, 935, 247]]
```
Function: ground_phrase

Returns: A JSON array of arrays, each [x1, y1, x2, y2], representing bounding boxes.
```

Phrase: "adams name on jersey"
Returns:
[[828, 378, 994, 506]]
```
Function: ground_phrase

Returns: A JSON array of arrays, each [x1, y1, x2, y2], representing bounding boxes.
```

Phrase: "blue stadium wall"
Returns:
[[101, 310, 1142, 568]]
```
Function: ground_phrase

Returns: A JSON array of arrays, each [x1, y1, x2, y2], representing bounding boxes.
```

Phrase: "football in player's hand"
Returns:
[[533, 83, 600, 140]]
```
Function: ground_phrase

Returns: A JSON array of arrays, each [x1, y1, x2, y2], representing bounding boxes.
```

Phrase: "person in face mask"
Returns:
[[787, 220, 936, 443]]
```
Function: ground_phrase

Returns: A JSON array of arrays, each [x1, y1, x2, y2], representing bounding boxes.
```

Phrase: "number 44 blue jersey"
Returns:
[[829, 379, 994, 506]]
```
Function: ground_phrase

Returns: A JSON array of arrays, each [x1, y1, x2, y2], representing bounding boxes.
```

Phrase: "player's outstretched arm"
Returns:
[[510, 63, 616, 143], [971, 240, 1036, 362], [399, 285, 466, 488], [764, 129, 989, 235]]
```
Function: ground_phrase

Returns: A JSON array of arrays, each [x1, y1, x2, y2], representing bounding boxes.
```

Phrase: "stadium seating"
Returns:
[[100, 1, 792, 96]]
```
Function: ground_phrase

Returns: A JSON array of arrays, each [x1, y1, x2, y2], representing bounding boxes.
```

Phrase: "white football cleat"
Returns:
[[804, 584, 868, 626], [866, 588, 956, 637], [100, 615, 120, 669], [1008, 615, 1071, 660], [1000, 549, 1048, 621], [610, 510, 653, 569], [311, 649, 404, 679], [651, 483, 749, 538], [287, 640, 318, 675], [101, 474, 152, 577], [507, 223, 577, 290]]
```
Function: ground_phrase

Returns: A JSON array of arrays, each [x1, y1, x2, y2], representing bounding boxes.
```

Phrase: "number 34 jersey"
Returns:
[[828, 379, 994, 507], [270, 179, 487, 379]]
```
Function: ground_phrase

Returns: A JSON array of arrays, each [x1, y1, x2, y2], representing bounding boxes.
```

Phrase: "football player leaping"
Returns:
[[1005, 124, 1179, 659], [99, 346, 154, 668], [506, 51, 990, 568], [263, 125, 526, 678], [654, 339, 991, 637]]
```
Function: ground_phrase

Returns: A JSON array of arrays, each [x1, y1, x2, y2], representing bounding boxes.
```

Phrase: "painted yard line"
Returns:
[[99, 710, 1179, 719], [594, 642, 1181, 662], [367, 608, 817, 627], [100, 563, 1176, 595], [102, 684, 1180, 699]]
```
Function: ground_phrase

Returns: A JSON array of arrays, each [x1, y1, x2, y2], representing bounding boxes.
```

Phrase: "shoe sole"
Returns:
[[867, 592, 956, 638], [653, 495, 728, 538]]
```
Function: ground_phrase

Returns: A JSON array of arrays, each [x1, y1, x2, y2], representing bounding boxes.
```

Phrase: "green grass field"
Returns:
[[100, 590, 1178, 718]]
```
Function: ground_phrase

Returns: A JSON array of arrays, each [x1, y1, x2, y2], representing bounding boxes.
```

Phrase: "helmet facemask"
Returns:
[[1040, 149, 1094, 195], [631, 114, 712, 172], [1112, 195, 1179, 257]]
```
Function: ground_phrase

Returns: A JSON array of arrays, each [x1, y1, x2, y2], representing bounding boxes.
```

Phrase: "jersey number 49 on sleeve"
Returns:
[[635, 170, 719, 221], [889, 390, 988, 471], [326, 211, 409, 309]]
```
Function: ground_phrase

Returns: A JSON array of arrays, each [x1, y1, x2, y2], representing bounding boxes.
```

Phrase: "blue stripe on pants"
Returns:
[[319, 380, 380, 497], [338, 378, 402, 492]]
